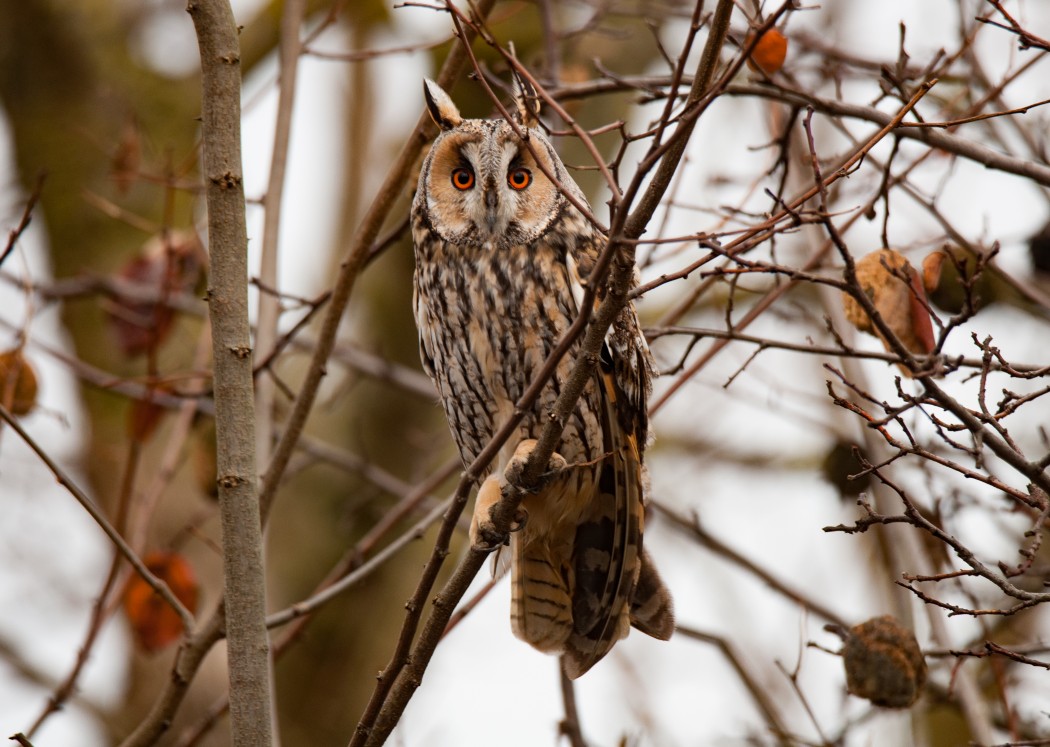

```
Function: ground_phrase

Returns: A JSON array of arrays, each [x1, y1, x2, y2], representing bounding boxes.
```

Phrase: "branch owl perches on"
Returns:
[[411, 78, 674, 679]]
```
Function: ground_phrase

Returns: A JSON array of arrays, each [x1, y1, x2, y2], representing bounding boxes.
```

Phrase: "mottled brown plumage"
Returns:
[[412, 80, 673, 678]]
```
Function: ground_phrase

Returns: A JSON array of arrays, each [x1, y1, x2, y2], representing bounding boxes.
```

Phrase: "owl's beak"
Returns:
[[484, 188, 499, 233]]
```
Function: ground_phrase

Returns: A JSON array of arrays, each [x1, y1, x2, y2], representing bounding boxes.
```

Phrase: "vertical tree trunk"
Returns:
[[188, 1, 274, 744]]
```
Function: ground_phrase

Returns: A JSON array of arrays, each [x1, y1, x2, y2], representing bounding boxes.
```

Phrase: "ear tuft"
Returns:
[[423, 79, 462, 130], [512, 72, 541, 128]]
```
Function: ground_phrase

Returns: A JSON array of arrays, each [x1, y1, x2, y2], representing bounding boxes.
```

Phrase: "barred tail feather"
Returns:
[[630, 548, 675, 640], [510, 535, 574, 653], [562, 600, 631, 679]]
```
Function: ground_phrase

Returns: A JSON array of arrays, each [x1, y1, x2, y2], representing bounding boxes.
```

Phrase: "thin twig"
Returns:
[[0, 173, 46, 270]]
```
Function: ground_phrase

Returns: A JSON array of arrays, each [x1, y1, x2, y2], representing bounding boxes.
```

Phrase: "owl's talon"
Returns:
[[504, 439, 568, 493], [540, 465, 566, 482], [473, 522, 509, 552], [470, 475, 505, 550], [510, 507, 528, 533], [471, 506, 526, 550]]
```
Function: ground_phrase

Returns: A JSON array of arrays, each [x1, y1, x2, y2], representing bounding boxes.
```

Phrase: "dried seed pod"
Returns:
[[0, 348, 39, 415], [843, 615, 927, 708], [841, 249, 936, 370]]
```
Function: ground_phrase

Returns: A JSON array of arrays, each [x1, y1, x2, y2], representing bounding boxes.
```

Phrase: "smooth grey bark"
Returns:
[[188, 0, 274, 745]]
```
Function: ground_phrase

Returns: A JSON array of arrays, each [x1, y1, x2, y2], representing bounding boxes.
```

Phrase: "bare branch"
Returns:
[[188, 0, 271, 743]]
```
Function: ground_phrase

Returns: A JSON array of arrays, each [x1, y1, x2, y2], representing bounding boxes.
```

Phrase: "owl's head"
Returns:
[[415, 79, 585, 250]]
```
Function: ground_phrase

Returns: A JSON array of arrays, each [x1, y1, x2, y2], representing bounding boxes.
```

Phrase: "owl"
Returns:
[[412, 79, 673, 678]]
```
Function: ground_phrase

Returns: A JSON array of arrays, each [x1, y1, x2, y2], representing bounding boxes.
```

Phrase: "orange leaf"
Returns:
[[123, 551, 199, 653]]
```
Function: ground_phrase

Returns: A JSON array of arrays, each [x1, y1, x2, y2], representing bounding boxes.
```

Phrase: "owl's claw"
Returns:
[[473, 523, 509, 552], [470, 474, 507, 552], [469, 440, 557, 551], [469, 471, 533, 551], [503, 439, 568, 493], [471, 508, 527, 554], [510, 507, 528, 533]]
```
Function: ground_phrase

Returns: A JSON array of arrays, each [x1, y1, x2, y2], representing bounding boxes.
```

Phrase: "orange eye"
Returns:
[[508, 167, 532, 190], [451, 167, 475, 190]]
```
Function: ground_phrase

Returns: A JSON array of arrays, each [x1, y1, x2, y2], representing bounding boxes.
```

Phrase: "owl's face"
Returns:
[[416, 80, 582, 251]]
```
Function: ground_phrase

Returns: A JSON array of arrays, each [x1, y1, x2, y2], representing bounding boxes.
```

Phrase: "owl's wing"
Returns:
[[566, 239, 654, 446], [560, 239, 671, 679], [561, 361, 642, 678]]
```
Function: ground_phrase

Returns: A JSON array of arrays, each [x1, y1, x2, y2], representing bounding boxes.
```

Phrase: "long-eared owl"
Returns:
[[412, 79, 673, 678]]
